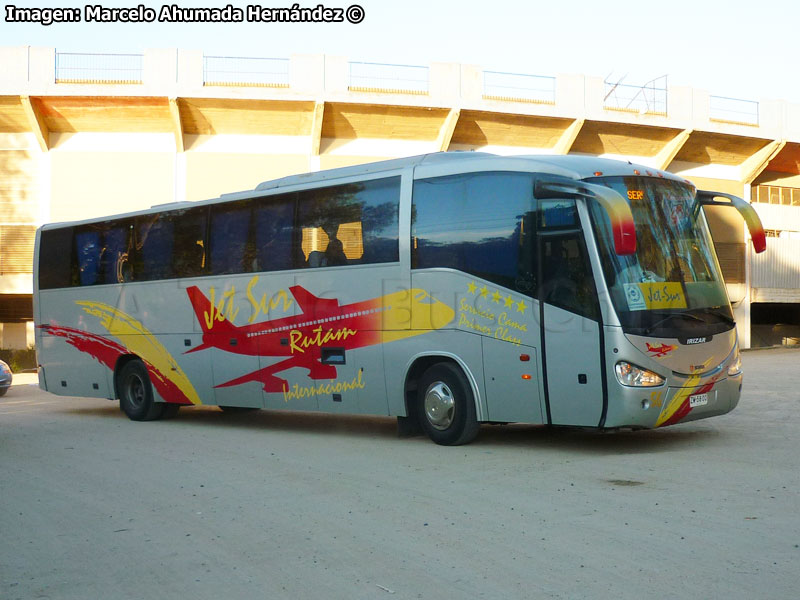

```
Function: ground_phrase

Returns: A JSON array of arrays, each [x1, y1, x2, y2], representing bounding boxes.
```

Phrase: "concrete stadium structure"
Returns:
[[2, 47, 799, 349]]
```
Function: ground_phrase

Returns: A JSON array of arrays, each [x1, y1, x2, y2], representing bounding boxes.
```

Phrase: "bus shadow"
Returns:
[[66, 404, 401, 440], [476, 422, 724, 454], [64, 404, 725, 452]]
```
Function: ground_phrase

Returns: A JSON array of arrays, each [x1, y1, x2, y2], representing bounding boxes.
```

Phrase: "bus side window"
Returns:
[[209, 201, 251, 276], [134, 214, 174, 281], [101, 222, 132, 284], [412, 172, 537, 296], [541, 233, 600, 320], [72, 222, 133, 286], [39, 227, 75, 289], [172, 207, 207, 278], [358, 177, 400, 264], [75, 229, 102, 286], [296, 177, 400, 269], [253, 195, 294, 272]]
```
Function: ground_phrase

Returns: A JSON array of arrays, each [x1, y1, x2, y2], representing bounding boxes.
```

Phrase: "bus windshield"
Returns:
[[588, 176, 733, 337]]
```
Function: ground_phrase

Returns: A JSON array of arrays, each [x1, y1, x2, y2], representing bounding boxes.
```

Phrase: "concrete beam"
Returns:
[[20, 96, 49, 152], [309, 101, 325, 156], [740, 140, 786, 184], [436, 108, 461, 151], [168, 97, 184, 153], [654, 128, 692, 170], [553, 119, 584, 154]]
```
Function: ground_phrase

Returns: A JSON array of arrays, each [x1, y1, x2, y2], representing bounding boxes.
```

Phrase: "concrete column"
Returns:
[[428, 62, 460, 106], [0, 46, 30, 93], [0, 322, 30, 350], [290, 54, 325, 95], [555, 74, 587, 117], [173, 152, 186, 202], [28, 47, 55, 93], [177, 49, 204, 91], [459, 64, 482, 103], [691, 88, 711, 128], [583, 76, 606, 120], [740, 183, 752, 349], [667, 86, 693, 128], [143, 48, 178, 93], [787, 102, 800, 140], [323, 55, 349, 94], [758, 99, 785, 138]]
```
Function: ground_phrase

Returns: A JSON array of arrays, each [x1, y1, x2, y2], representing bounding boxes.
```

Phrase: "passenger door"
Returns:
[[538, 200, 605, 427]]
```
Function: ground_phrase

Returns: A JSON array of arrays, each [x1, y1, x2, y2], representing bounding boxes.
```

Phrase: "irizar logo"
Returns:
[[685, 337, 707, 345]]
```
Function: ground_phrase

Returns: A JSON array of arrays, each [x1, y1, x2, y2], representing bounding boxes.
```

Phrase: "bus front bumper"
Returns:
[[654, 372, 742, 428], [606, 371, 742, 429]]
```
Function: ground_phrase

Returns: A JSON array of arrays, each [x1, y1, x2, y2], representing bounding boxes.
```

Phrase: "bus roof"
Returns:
[[249, 152, 688, 194], [39, 152, 688, 230]]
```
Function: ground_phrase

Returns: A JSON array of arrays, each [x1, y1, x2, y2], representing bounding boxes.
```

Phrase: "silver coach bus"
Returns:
[[33, 153, 766, 444]]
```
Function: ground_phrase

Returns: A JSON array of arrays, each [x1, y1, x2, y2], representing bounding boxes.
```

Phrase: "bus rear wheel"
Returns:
[[118, 360, 164, 421], [417, 362, 479, 446]]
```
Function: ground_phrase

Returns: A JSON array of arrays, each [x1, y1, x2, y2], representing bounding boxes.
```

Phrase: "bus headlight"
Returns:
[[615, 361, 665, 387], [727, 347, 742, 376]]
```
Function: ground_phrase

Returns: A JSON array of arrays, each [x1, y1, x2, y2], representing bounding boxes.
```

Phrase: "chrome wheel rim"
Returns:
[[424, 382, 455, 431]]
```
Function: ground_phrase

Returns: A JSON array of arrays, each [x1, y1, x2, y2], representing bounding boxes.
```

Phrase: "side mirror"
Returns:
[[693, 190, 766, 253], [535, 177, 636, 255]]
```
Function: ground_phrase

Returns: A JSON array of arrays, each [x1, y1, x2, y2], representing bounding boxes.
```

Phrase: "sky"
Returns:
[[2, 0, 799, 103]]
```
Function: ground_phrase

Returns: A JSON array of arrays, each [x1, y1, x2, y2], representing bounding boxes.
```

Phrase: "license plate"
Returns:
[[689, 393, 708, 408]]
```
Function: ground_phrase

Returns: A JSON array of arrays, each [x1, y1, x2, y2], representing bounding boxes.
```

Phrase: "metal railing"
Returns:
[[348, 61, 429, 94], [709, 95, 759, 126], [55, 52, 143, 84], [203, 55, 290, 87], [482, 70, 556, 104], [604, 75, 668, 115]]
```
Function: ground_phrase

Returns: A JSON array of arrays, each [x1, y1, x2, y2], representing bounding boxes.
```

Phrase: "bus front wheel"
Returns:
[[417, 363, 479, 446], [118, 360, 164, 421]]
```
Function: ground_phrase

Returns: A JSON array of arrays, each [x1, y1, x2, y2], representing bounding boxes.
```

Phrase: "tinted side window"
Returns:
[[39, 176, 401, 288], [70, 220, 133, 286], [38, 227, 75, 289], [296, 177, 400, 268], [171, 207, 207, 278], [209, 200, 251, 275], [101, 223, 132, 284], [134, 208, 206, 281], [209, 194, 297, 275], [540, 232, 600, 320], [75, 229, 102, 286], [412, 172, 536, 295], [135, 214, 174, 281], [253, 195, 295, 272]]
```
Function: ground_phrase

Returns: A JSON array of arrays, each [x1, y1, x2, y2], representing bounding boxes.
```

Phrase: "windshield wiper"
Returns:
[[644, 312, 706, 335], [707, 310, 735, 326]]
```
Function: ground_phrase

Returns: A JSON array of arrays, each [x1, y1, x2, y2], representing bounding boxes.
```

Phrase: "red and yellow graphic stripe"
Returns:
[[42, 301, 203, 405], [655, 374, 720, 428], [76, 301, 202, 405]]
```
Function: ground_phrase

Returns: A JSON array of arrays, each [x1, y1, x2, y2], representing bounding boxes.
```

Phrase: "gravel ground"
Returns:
[[1, 348, 798, 599]]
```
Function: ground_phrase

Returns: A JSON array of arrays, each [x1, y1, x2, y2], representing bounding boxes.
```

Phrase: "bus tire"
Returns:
[[417, 362, 479, 446], [118, 360, 164, 421]]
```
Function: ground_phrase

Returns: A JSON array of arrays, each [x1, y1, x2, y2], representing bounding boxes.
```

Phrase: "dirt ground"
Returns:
[[1, 348, 798, 599]]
